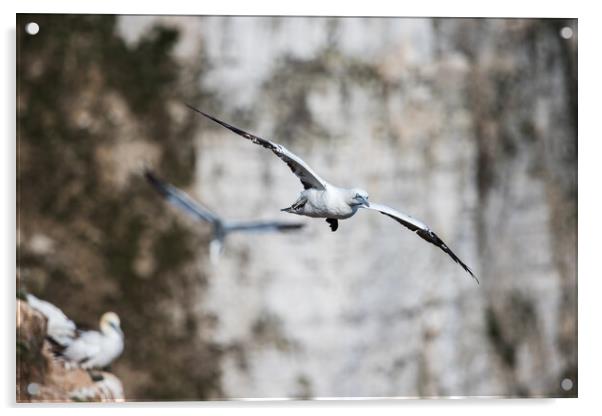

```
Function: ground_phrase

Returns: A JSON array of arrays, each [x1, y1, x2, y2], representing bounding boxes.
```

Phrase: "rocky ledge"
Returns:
[[16, 300, 124, 403]]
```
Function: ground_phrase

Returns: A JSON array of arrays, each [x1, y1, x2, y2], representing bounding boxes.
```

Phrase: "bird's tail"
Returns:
[[209, 238, 224, 265], [281, 196, 306, 214]]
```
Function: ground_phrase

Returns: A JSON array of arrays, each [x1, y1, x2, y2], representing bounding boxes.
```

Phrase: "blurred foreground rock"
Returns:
[[17, 300, 124, 403]]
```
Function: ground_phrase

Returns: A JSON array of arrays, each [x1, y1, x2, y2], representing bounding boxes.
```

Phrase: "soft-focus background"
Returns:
[[17, 15, 577, 399]]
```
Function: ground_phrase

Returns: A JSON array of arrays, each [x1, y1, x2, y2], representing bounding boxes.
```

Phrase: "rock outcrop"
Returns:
[[16, 300, 124, 402]]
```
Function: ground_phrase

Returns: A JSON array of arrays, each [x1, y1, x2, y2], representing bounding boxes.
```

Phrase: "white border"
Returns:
[[10, 0, 580, 17], [3, 1, 599, 414]]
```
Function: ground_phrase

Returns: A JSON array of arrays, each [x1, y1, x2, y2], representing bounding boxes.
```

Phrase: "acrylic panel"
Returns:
[[16, 14, 577, 402]]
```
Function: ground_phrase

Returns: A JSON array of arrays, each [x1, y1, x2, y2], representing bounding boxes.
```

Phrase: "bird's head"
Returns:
[[100, 312, 123, 337], [347, 188, 370, 208]]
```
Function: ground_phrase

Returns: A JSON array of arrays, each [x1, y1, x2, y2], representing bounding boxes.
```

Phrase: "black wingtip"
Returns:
[[470, 269, 479, 285], [143, 167, 154, 179], [185, 104, 221, 125], [453, 257, 479, 284], [419, 229, 479, 285], [465, 266, 479, 285], [143, 168, 159, 186], [451, 255, 479, 285], [278, 223, 305, 231], [185, 104, 260, 143], [144, 169, 170, 198], [185, 103, 206, 116]]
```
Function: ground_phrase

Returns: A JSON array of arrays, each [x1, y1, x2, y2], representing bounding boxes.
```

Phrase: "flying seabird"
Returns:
[[145, 170, 305, 263], [186, 105, 477, 282]]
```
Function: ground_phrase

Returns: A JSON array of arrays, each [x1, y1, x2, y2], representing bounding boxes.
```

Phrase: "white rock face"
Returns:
[[118, 16, 576, 398]]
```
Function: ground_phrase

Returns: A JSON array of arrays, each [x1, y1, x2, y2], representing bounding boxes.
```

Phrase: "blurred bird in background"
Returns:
[[145, 169, 305, 264]]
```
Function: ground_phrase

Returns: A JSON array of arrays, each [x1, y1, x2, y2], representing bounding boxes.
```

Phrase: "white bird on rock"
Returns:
[[186, 105, 477, 282], [26, 294, 76, 347], [145, 169, 305, 264], [26, 295, 124, 369], [60, 312, 124, 370]]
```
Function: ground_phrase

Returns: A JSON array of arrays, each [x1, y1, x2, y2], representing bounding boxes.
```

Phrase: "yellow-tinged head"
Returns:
[[100, 311, 122, 336]]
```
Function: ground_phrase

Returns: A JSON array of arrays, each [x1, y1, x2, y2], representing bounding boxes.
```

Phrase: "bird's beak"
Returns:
[[110, 322, 124, 338], [352, 196, 370, 208]]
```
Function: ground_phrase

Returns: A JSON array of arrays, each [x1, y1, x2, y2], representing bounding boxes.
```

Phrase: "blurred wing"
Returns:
[[26, 294, 76, 346], [145, 170, 219, 224], [225, 220, 305, 233], [365, 203, 478, 283], [186, 105, 328, 191]]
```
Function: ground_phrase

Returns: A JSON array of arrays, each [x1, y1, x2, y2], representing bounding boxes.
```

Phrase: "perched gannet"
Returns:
[[60, 312, 124, 369], [145, 170, 305, 264], [26, 294, 77, 347], [186, 105, 477, 282], [26, 295, 124, 369]]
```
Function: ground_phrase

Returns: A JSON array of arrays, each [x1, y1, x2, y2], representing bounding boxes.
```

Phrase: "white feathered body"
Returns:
[[298, 186, 358, 219], [62, 328, 124, 369], [26, 295, 125, 368]]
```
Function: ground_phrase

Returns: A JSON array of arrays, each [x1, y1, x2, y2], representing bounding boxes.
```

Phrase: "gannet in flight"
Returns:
[[145, 170, 305, 263], [186, 105, 477, 282]]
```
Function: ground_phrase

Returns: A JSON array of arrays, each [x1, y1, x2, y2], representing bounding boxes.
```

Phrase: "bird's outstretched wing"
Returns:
[[186, 105, 328, 191], [26, 294, 77, 347], [145, 170, 219, 224], [224, 220, 305, 233], [364, 203, 478, 283]]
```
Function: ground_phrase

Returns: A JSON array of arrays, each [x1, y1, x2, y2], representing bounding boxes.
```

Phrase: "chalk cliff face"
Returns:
[[18, 15, 576, 400]]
